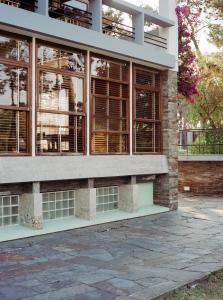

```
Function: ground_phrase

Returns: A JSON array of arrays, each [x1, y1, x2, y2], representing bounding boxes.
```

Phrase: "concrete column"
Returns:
[[89, 0, 102, 32], [75, 188, 96, 220], [19, 182, 43, 229], [132, 12, 144, 45], [36, 0, 48, 16], [154, 70, 178, 210], [119, 184, 138, 213], [159, 0, 178, 70]]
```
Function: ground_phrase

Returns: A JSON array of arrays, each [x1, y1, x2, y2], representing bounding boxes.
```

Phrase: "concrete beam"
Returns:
[[0, 155, 169, 184]]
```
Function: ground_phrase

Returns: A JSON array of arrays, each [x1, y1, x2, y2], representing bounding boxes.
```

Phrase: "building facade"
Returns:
[[0, 0, 178, 241]]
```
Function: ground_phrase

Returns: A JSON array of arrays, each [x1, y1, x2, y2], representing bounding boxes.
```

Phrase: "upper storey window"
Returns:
[[0, 0, 37, 12], [0, 33, 31, 155], [49, 0, 92, 29], [37, 43, 86, 154], [133, 66, 161, 153], [91, 56, 129, 154]]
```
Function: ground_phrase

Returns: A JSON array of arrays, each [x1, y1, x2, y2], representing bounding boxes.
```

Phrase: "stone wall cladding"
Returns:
[[178, 161, 223, 194], [154, 70, 178, 210]]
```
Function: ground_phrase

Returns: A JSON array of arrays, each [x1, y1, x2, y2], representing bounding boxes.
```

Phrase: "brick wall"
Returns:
[[178, 161, 223, 194]]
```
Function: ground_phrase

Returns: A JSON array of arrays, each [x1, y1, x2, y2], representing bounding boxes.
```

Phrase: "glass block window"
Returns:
[[96, 186, 118, 212], [0, 195, 19, 226], [42, 190, 75, 220]]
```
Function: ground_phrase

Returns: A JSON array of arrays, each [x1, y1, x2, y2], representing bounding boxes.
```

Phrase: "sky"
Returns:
[[124, 0, 219, 54]]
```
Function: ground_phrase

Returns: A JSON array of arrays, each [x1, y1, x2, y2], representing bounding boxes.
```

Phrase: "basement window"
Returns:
[[0, 195, 19, 226], [96, 186, 118, 212], [42, 190, 75, 220]]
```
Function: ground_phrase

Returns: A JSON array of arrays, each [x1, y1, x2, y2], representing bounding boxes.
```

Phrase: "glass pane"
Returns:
[[0, 64, 28, 106], [38, 46, 85, 73], [94, 97, 107, 116], [93, 133, 107, 153], [109, 82, 120, 97], [135, 90, 154, 120], [0, 35, 29, 62], [135, 69, 154, 86], [0, 110, 28, 153], [39, 71, 84, 113], [91, 57, 108, 77], [135, 122, 153, 153], [37, 113, 84, 153], [109, 63, 120, 80]]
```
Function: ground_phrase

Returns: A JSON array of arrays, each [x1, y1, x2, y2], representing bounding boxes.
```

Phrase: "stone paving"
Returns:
[[0, 194, 223, 300]]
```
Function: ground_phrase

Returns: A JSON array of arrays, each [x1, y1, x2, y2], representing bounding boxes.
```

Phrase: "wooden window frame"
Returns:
[[90, 54, 130, 155], [36, 41, 87, 156], [132, 64, 163, 155], [0, 31, 32, 156]]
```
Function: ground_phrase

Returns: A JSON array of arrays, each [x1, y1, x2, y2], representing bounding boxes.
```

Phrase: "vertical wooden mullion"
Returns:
[[86, 50, 90, 155], [129, 61, 133, 155], [32, 37, 36, 156]]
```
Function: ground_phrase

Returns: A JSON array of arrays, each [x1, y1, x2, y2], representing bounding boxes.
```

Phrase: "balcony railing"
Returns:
[[49, 1, 92, 29], [144, 32, 167, 49], [0, 0, 37, 11], [178, 128, 223, 155], [102, 17, 135, 41]]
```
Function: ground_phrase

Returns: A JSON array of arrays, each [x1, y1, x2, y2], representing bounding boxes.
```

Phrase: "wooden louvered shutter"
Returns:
[[133, 66, 161, 153], [91, 56, 129, 154]]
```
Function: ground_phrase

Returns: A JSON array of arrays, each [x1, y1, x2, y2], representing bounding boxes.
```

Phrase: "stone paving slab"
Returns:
[[0, 194, 223, 299]]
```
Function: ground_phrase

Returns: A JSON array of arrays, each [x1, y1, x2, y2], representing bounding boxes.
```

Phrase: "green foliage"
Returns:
[[190, 130, 223, 154], [186, 53, 223, 128], [209, 24, 223, 48], [167, 269, 223, 300]]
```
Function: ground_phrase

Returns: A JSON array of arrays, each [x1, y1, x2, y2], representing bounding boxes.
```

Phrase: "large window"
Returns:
[[91, 56, 129, 154], [133, 66, 161, 153], [37, 43, 86, 154], [0, 33, 30, 155]]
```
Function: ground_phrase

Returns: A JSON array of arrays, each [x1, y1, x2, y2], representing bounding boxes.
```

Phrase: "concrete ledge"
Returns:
[[0, 205, 169, 242], [0, 155, 168, 184], [178, 155, 223, 162]]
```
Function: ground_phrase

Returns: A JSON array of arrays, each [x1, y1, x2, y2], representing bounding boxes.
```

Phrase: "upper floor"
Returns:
[[0, 0, 178, 70]]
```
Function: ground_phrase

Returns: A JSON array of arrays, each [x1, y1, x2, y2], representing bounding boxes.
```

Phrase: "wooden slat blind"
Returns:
[[91, 56, 129, 154], [133, 66, 161, 153], [37, 43, 86, 154], [0, 33, 30, 155]]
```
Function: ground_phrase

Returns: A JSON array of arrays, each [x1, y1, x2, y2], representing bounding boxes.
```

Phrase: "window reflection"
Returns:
[[0, 33, 30, 155], [38, 46, 85, 73], [39, 71, 84, 113], [0, 64, 28, 106], [0, 36, 29, 62], [37, 43, 86, 154]]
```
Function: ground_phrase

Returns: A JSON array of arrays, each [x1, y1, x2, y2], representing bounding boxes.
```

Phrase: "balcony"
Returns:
[[102, 17, 135, 41], [0, 0, 176, 69], [0, 0, 37, 11], [144, 31, 167, 49], [49, 0, 92, 29]]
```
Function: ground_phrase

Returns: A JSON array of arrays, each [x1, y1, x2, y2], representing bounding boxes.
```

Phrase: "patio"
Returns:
[[0, 194, 223, 300]]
